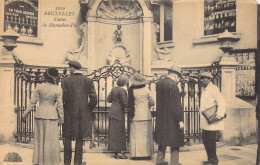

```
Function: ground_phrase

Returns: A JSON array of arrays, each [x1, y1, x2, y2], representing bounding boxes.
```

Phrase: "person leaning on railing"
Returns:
[[22, 67, 64, 165], [107, 75, 129, 159]]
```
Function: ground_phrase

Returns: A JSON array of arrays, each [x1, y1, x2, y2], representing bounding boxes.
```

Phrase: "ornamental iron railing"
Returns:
[[14, 59, 221, 148]]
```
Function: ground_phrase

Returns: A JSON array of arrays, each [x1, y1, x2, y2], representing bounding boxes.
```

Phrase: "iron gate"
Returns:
[[14, 59, 221, 147]]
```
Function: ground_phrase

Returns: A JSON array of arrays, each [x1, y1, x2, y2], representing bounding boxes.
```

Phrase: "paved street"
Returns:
[[0, 142, 257, 165]]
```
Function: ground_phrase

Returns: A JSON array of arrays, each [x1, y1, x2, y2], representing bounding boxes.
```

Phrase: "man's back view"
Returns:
[[62, 61, 97, 165]]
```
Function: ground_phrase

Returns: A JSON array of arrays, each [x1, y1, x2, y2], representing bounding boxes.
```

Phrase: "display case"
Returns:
[[4, 0, 38, 37], [204, 0, 236, 36], [230, 49, 257, 99]]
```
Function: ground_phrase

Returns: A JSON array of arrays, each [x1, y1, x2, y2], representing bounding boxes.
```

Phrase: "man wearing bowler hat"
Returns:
[[155, 65, 184, 165], [62, 61, 97, 165], [199, 72, 225, 165]]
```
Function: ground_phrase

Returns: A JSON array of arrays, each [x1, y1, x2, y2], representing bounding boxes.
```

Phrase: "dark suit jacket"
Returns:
[[61, 73, 97, 138], [155, 76, 184, 147], [256, 89, 260, 120]]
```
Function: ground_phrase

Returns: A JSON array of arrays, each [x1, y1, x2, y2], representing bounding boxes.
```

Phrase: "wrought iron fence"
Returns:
[[14, 60, 69, 143], [14, 59, 221, 148]]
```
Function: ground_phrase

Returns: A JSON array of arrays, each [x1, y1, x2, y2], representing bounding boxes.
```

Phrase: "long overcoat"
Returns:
[[154, 76, 184, 147], [61, 73, 97, 138]]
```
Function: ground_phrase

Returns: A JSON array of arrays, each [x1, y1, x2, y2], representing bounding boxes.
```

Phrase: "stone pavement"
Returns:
[[0, 142, 257, 165]]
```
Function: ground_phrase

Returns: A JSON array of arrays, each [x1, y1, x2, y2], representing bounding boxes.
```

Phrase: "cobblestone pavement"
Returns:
[[0, 142, 257, 165]]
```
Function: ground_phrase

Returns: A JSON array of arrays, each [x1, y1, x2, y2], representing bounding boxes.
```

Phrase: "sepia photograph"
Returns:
[[0, 0, 259, 164]]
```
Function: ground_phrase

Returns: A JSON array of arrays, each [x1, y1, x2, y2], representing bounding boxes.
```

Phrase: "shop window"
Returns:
[[204, 0, 236, 36], [153, 2, 172, 43], [230, 49, 257, 99], [4, 0, 39, 37]]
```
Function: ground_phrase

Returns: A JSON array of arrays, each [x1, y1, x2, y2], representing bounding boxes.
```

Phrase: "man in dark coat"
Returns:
[[155, 65, 184, 165], [62, 61, 97, 165], [256, 87, 260, 165]]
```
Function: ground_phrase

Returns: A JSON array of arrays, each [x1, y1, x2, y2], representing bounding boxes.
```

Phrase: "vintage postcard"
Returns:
[[0, 0, 259, 164]]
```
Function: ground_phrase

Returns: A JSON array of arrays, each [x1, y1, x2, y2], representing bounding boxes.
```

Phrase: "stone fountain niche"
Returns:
[[95, 0, 143, 69], [78, 0, 154, 74]]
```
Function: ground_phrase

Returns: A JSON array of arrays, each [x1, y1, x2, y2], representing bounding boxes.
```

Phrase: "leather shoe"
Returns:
[[202, 160, 209, 165], [203, 162, 217, 165], [156, 162, 168, 165]]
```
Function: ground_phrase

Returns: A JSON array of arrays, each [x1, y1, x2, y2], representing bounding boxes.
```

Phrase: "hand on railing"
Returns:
[[179, 121, 184, 129], [21, 113, 28, 123], [149, 106, 154, 111]]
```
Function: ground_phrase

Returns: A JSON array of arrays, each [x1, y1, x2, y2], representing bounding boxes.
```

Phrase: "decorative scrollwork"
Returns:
[[15, 64, 69, 84], [107, 44, 131, 66], [97, 0, 143, 19], [65, 22, 88, 66], [210, 59, 221, 79], [87, 60, 137, 81], [210, 59, 222, 87]]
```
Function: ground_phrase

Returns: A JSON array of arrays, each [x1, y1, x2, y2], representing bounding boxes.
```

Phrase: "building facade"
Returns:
[[0, 0, 258, 145]]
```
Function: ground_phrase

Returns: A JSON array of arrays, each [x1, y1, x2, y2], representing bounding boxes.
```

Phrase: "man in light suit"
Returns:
[[62, 61, 97, 165], [199, 72, 225, 165]]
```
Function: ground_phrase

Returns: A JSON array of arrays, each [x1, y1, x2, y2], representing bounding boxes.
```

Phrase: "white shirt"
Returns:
[[200, 82, 226, 130]]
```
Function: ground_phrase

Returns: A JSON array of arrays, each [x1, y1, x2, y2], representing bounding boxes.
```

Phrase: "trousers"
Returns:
[[64, 137, 83, 165], [156, 144, 179, 165], [202, 129, 218, 165], [257, 119, 260, 165]]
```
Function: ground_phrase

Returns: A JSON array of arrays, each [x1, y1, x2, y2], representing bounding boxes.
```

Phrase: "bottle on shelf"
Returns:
[[216, 12, 219, 19], [28, 27, 33, 36], [21, 26, 27, 35], [13, 25, 19, 33]]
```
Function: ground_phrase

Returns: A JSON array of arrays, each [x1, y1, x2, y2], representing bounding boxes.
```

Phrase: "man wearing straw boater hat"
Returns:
[[61, 61, 97, 165], [199, 72, 225, 165], [155, 65, 184, 165]]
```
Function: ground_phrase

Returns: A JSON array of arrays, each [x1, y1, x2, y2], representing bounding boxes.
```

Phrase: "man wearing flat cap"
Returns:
[[155, 65, 184, 165], [199, 72, 225, 165], [62, 60, 97, 165]]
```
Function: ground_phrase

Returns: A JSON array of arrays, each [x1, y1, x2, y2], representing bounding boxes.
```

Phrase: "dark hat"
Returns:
[[199, 72, 213, 79], [44, 68, 59, 84], [68, 60, 82, 69], [117, 75, 129, 87], [130, 73, 147, 86], [167, 65, 182, 76], [45, 68, 59, 78]]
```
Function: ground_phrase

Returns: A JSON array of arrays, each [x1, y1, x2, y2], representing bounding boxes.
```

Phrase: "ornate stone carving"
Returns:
[[152, 23, 172, 61], [97, 0, 143, 19], [150, 0, 161, 5], [65, 22, 87, 65], [107, 44, 131, 66], [152, 23, 172, 62], [114, 25, 122, 44], [154, 46, 171, 61]]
